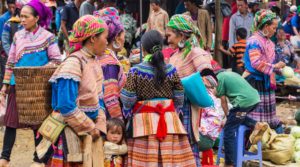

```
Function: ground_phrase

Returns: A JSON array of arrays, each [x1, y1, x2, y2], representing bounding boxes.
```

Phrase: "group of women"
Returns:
[[0, 0, 286, 166]]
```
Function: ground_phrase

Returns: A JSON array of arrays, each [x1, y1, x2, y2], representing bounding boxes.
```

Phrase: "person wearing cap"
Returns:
[[229, 0, 253, 48], [146, 0, 169, 39], [0, 0, 61, 166], [212, 60, 268, 167], [46, 15, 108, 166], [283, 6, 300, 36], [247, 0, 259, 16], [183, 0, 212, 51]]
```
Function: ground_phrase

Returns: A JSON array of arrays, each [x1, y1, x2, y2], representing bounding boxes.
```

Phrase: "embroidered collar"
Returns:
[[23, 26, 42, 42]]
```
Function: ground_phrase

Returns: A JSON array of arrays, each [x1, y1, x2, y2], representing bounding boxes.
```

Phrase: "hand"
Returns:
[[274, 61, 286, 69], [219, 45, 224, 50], [88, 128, 100, 141], [131, 49, 140, 55]]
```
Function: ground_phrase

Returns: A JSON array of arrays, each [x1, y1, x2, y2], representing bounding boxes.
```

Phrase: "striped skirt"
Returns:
[[126, 135, 196, 167], [246, 77, 280, 129], [182, 97, 201, 167]]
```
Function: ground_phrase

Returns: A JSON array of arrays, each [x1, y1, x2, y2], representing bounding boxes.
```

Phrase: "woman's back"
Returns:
[[127, 62, 183, 101]]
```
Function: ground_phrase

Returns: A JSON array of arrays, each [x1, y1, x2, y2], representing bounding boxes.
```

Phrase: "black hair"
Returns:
[[13, 7, 20, 17], [236, 27, 247, 39], [271, 6, 280, 16], [141, 30, 166, 87], [183, 0, 203, 7], [82, 33, 102, 46], [258, 20, 274, 30], [106, 118, 125, 144], [6, 0, 16, 5], [200, 68, 218, 83], [150, 0, 161, 5]]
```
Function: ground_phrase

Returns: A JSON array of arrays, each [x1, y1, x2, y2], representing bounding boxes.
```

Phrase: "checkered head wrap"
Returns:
[[94, 7, 124, 43], [252, 9, 276, 32], [69, 15, 107, 54], [167, 14, 203, 58]]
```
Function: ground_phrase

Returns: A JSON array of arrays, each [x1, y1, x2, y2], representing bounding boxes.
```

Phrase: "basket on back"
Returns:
[[13, 67, 56, 125]]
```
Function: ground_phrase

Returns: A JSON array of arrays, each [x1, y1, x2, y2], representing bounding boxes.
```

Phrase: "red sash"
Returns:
[[132, 101, 175, 141]]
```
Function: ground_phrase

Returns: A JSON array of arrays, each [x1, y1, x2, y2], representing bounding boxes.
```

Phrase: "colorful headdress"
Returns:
[[252, 9, 276, 32], [69, 15, 108, 54], [94, 7, 124, 43], [167, 14, 202, 58], [27, 0, 52, 27]]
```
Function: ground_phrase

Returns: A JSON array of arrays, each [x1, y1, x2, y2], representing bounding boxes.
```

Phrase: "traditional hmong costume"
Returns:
[[94, 7, 127, 119], [97, 49, 126, 119], [121, 61, 196, 167], [167, 14, 213, 166], [42, 15, 107, 166], [104, 142, 127, 167], [2, 26, 61, 128], [244, 10, 281, 129]]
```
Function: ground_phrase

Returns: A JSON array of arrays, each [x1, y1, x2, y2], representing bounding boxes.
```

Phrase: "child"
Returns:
[[276, 28, 299, 68], [212, 60, 268, 167], [219, 27, 247, 75], [104, 118, 127, 167]]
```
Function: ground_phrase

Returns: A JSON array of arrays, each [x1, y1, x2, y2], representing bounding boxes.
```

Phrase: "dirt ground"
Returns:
[[0, 101, 299, 167]]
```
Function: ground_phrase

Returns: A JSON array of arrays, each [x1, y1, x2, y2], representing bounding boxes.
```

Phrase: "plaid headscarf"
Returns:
[[27, 0, 52, 28], [252, 9, 276, 32], [167, 14, 202, 58], [94, 7, 124, 43], [69, 15, 107, 54]]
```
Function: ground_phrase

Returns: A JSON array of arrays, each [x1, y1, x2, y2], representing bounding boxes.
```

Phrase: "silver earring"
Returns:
[[262, 29, 269, 37], [178, 40, 185, 49], [113, 41, 120, 50]]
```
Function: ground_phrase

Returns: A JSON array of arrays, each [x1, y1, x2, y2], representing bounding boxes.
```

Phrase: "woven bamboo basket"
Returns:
[[13, 67, 57, 125]]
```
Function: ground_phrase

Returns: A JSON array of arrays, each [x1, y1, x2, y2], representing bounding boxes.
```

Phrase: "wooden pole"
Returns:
[[214, 0, 223, 66], [280, 0, 285, 21], [139, 0, 143, 62]]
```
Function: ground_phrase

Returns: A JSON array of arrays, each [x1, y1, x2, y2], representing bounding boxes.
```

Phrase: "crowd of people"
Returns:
[[0, 0, 298, 167]]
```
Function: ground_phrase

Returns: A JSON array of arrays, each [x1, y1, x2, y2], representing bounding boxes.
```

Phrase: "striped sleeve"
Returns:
[[3, 37, 16, 84], [47, 35, 62, 61], [248, 41, 274, 75], [120, 68, 137, 119], [102, 64, 123, 119]]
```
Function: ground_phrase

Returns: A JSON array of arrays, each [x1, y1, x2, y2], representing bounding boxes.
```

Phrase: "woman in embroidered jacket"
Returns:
[[166, 14, 215, 166], [46, 15, 108, 166], [244, 10, 286, 132], [121, 30, 196, 167], [0, 0, 61, 166], [94, 7, 126, 120]]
